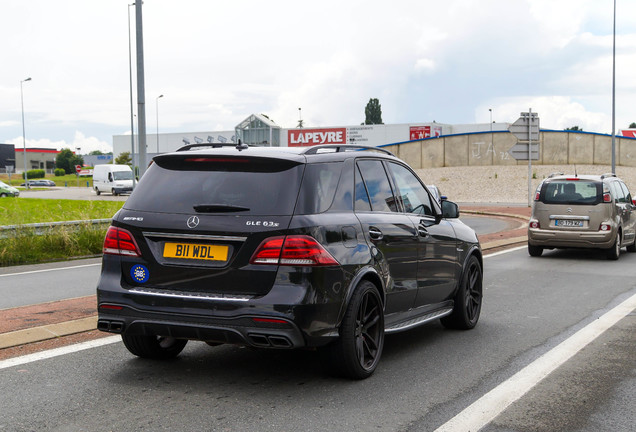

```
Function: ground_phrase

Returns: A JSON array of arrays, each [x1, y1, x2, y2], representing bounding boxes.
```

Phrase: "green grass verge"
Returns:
[[0, 198, 124, 266], [0, 198, 123, 225], [0, 224, 108, 266]]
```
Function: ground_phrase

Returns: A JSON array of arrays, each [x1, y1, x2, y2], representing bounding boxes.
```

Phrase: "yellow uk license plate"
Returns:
[[163, 243, 229, 261]]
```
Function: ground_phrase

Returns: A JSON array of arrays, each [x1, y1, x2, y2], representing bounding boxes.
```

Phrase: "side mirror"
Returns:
[[441, 200, 460, 219]]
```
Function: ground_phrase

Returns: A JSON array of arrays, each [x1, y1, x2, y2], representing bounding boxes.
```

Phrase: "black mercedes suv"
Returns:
[[97, 144, 483, 379]]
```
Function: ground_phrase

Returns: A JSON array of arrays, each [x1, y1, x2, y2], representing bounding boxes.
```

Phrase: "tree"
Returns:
[[89, 150, 105, 155], [55, 148, 84, 174], [629, 122, 636, 128], [115, 151, 132, 165], [364, 98, 383, 125], [565, 126, 583, 131]]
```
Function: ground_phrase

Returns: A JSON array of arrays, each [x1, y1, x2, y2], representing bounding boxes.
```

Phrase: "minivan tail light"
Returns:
[[103, 226, 141, 257], [530, 221, 540, 229], [603, 192, 612, 203], [534, 191, 540, 201], [250, 235, 339, 266], [600, 223, 611, 231]]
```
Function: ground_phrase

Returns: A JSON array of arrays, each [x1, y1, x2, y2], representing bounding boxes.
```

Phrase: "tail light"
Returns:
[[534, 191, 540, 201], [529, 221, 540, 229], [603, 192, 612, 203], [103, 226, 141, 257], [600, 223, 611, 232], [250, 235, 339, 266]]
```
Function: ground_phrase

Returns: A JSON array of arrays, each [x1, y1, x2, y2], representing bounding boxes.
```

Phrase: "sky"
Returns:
[[1, 0, 636, 155]]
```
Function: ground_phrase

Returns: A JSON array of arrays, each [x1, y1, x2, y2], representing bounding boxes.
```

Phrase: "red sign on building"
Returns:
[[288, 128, 347, 147], [409, 126, 431, 140]]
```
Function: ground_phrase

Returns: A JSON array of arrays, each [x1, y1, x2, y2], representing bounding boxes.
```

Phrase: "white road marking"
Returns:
[[435, 291, 636, 432], [0, 263, 100, 278], [484, 245, 526, 258], [0, 336, 119, 370]]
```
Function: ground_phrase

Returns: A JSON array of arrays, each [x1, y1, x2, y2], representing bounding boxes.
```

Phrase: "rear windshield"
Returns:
[[124, 155, 304, 215], [540, 180, 602, 205]]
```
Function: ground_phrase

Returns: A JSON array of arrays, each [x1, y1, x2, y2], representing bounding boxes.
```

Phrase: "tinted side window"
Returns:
[[387, 162, 434, 216], [619, 181, 631, 203], [357, 160, 398, 212], [609, 181, 624, 203], [296, 162, 342, 214], [355, 164, 371, 212]]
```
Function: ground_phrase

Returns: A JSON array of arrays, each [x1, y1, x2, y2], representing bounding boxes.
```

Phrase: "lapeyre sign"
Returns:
[[288, 128, 347, 147]]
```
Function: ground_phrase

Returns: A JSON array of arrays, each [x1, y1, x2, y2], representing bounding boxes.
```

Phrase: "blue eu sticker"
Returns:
[[130, 264, 149, 283]]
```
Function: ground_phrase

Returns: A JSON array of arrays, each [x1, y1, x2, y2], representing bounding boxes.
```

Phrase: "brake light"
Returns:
[[534, 191, 540, 201], [566, 178, 580, 181], [600, 223, 611, 231], [103, 226, 141, 257], [603, 192, 612, 203], [250, 235, 339, 266], [530, 221, 540, 229]]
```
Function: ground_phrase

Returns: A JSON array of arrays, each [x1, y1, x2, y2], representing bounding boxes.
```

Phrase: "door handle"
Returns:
[[368, 227, 383, 240]]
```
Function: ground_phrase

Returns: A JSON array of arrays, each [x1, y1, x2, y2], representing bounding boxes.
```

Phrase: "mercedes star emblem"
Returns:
[[187, 216, 200, 228]]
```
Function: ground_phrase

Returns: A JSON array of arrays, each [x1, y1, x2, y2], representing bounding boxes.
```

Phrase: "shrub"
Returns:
[[54, 168, 66, 177], [26, 169, 45, 179]]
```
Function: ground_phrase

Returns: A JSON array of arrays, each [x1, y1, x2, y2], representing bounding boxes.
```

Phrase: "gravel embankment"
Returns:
[[415, 165, 636, 204]]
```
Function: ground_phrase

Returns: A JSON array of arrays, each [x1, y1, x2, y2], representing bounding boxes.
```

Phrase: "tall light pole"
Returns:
[[611, 0, 616, 173], [135, 1, 148, 176], [489, 108, 492, 132], [128, 3, 136, 188], [20, 77, 32, 189], [298, 107, 303, 129], [156, 94, 163, 153]]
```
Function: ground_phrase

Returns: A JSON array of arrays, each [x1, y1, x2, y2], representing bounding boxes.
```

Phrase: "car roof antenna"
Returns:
[[236, 139, 249, 151]]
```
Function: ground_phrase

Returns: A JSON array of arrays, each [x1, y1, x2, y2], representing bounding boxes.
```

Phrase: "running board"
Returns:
[[385, 307, 453, 334]]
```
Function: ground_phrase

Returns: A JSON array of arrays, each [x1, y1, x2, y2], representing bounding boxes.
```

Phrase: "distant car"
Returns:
[[528, 173, 636, 260], [0, 180, 20, 197], [21, 179, 56, 187], [427, 184, 444, 203]]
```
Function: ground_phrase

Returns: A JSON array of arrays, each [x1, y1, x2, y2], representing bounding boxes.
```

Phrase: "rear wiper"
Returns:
[[193, 204, 250, 213]]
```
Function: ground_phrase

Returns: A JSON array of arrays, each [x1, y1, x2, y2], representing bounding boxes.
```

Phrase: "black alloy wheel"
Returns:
[[441, 255, 482, 330], [320, 280, 384, 379]]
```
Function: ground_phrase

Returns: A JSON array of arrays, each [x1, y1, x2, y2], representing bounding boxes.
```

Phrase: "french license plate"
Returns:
[[163, 243, 229, 261], [555, 219, 583, 227]]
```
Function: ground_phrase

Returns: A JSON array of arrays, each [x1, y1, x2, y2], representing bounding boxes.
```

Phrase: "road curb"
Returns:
[[0, 316, 97, 349]]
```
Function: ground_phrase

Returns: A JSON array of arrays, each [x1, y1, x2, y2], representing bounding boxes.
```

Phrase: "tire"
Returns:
[[606, 234, 621, 260], [95, 187, 101, 196], [112, 189, 118, 196], [0, 193, 7, 198], [320, 280, 384, 380], [626, 238, 636, 253], [528, 243, 543, 257], [121, 334, 187, 359], [441, 255, 483, 330]]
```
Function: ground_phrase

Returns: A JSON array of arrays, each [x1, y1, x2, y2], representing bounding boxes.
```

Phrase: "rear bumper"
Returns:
[[528, 227, 615, 249], [96, 265, 346, 349], [97, 308, 306, 349]]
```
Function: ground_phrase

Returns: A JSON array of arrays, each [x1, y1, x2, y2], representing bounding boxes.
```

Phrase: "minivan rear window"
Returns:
[[124, 156, 304, 215], [540, 180, 602, 205]]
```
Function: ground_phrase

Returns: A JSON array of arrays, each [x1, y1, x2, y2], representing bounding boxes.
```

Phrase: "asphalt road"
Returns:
[[1, 247, 635, 431], [0, 258, 100, 308]]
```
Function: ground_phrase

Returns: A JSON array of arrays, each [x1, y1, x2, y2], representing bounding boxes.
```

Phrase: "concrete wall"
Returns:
[[390, 131, 636, 169]]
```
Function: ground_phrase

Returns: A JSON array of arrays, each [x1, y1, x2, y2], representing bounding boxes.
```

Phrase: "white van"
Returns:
[[93, 164, 134, 196]]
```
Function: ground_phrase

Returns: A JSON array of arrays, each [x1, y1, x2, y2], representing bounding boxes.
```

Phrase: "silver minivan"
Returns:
[[528, 173, 636, 260]]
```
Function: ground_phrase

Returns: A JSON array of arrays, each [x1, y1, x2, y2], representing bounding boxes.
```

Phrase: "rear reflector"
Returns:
[[250, 235, 339, 266], [99, 304, 124, 310], [252, 317, 289, 324], [103, 226, 141, 257]]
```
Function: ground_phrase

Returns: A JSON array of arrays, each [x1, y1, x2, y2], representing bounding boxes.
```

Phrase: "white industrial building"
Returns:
[[112, 113, 509, 160]]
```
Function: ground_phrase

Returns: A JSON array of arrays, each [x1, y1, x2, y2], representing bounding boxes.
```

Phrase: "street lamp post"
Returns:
[[611, 0, 616, 173], [20, 77, 32, 189], [128, 3, 136, 188], [156, 94, 163, 153]]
